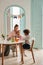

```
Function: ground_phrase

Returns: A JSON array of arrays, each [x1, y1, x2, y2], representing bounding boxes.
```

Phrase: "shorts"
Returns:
[[23, 43, 30, 49]]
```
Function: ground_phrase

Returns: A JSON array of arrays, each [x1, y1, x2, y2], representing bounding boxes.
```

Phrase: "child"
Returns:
[[23, 29, 30, 49], [16, 30, 23, 40]]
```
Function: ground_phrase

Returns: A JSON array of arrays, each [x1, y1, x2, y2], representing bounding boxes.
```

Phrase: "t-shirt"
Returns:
[[23, 35, 30, 44], [7, 30, 17, 39]]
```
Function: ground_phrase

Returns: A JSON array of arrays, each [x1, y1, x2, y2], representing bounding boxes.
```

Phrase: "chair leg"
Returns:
[[31, 49, 35, 63], [16, 45, 18, 57], [13, 51, 14, 57]]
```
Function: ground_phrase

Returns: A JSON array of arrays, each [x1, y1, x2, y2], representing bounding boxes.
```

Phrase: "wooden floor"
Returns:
[[0, 49, 43, 65]]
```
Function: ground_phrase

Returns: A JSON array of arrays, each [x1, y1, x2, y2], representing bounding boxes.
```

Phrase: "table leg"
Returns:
[[19, 43, 24, 64], [2, 45, 4, 65], [0, 44, 1, 53]]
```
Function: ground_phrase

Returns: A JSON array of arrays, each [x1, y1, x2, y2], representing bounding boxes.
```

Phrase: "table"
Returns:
[[0, 40, 24, 65]]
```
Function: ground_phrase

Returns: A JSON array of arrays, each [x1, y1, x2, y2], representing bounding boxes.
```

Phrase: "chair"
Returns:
[[24, 39, 35, 63], [11, 44, 18, 57], [30, 39, 35, 63], [12, 40, 35, 63]]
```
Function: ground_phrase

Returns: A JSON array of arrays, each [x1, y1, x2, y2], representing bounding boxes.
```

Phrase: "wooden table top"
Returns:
[[0, 40, 25, 45]]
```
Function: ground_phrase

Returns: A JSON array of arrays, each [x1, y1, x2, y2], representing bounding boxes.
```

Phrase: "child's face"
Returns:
[[17, 31, 20, 36]]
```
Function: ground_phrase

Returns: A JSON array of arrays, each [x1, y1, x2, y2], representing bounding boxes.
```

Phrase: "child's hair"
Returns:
[[23, 29, 30, 35]]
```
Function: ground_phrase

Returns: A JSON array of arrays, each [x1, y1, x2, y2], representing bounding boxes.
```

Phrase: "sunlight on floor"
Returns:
[[0, 49, 43, 65]]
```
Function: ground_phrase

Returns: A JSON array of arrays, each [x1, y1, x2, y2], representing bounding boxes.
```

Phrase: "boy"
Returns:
[[23, 29, 30, 49]]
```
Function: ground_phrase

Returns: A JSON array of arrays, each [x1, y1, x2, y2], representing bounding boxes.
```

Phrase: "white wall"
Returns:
[[0, 0, 31, 36]]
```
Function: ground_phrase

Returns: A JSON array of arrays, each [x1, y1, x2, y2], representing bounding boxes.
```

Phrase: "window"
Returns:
[[10, 7, 20, 31]]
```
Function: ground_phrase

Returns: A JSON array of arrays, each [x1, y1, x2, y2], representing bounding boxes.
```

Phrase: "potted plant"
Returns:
[[1, 34, 5, 40]]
